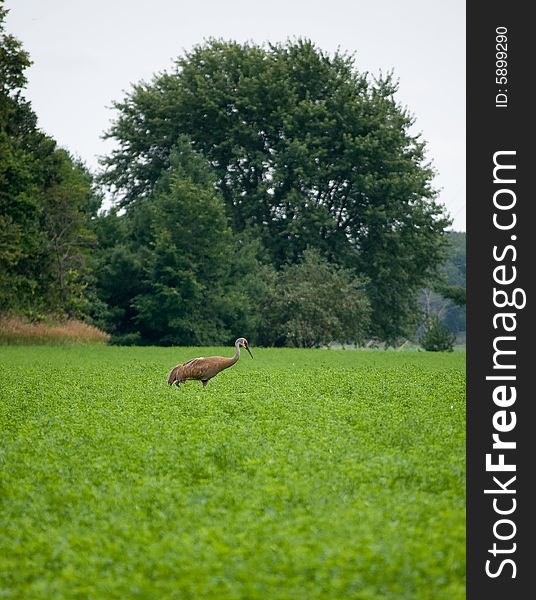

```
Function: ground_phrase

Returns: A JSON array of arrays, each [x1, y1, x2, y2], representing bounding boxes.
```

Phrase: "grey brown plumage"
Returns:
[[167, 338, 253, 387]]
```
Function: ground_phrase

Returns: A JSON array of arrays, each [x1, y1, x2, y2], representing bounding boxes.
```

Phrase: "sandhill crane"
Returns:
[[167, 337, 253, 388]]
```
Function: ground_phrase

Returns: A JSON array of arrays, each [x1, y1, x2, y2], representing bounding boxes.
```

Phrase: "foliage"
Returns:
[[94, 142, 265, 345], [434, 284, 466, 307], [0, 3, 39, 309], [440, 231, 466, 288], [101, 39, 451, 342], [133, 175, 235, 345], [420, 231, 466, 337], [1, 12, 454, 345], [260, 249, 370, 347], [0, 345, 465, 599], [0, 6, 101, 317], [438, 231, 466, 336], [420, 315, 456, 352]]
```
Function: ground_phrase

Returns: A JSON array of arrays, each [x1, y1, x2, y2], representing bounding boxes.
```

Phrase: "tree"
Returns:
[[39, 152, 100, 316], [440, 230, 466, 288], [133, 177, 235, 345], [434, 284, 466, 307], [1, 6, 101, 318], [420, 315, 456, 352], [101, 39, 450, 342], [260, 249, 370, 348], [0, 3, 38, 311], [95, 142, 264, 345], [435, 231, 466, 307], [419, 230, 466, 338]]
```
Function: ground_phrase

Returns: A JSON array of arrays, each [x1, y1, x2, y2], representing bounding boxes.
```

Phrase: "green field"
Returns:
[[0, 346, 465, 599]]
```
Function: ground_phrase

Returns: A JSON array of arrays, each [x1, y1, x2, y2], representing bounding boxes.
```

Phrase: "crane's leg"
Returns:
[[202, 380, 208, 388]]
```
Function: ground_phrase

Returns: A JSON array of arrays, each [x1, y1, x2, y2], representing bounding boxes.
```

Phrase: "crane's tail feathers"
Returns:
[[167, 366, 180, 385]]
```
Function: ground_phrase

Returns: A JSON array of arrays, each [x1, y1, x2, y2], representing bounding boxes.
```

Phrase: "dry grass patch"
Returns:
[[0, 316, 110, 345]]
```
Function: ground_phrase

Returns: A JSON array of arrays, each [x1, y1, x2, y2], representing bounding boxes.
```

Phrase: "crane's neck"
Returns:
[[231, 340, 241, 364]]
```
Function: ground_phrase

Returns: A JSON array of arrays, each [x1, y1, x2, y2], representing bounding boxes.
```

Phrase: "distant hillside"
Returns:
[[441, 231, 466, 335], [442, 231, 466, 288]]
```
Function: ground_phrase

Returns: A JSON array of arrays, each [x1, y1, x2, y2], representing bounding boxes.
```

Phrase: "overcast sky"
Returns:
[[6, 0, 466, 230]]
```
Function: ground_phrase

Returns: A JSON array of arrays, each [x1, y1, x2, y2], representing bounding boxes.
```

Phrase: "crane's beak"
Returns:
[[246, 346, 253, 359]]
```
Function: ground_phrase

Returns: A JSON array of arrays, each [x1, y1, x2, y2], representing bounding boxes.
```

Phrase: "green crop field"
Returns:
[[0, 346, 465, 599]]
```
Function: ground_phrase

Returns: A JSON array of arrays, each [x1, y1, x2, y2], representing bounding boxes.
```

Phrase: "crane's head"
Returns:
[[237, 337, 253, 358]]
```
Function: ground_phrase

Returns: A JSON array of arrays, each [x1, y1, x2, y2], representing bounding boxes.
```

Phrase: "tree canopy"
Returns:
[[101, 39, 451, 341], [2, 21, 455, 346], [0, 5, 100, 318]]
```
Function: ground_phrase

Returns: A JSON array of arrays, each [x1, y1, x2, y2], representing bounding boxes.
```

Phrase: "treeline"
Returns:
[[431, 231, 466, 336], [1, 6, 101, 321], [1, 7, 464, 347]]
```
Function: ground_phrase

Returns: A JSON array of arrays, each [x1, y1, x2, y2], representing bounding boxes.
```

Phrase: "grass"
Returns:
[[0, 346, 465, 599], [0, 316, 110, 346]]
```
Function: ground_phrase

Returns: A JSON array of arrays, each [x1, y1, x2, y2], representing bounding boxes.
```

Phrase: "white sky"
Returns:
[[6, 0, 466, 230]]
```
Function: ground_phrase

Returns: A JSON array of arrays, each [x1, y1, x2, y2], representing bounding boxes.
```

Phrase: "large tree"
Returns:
[[0, 2, 37, 310], [101, 39, 450, 341], [1, 5, 100, 317], [95, 142, 265, 345]]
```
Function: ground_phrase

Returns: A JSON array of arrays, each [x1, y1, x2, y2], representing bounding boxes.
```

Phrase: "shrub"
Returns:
[[260, 249, 370, 347], [420, 315, 456, 352]]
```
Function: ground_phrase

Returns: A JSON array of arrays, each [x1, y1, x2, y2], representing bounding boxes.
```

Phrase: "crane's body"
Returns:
[[167, 337, 253, 387]]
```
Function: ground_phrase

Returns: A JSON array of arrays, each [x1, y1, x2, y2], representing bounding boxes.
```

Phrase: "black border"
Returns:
[[467, 2, 534, 597]]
